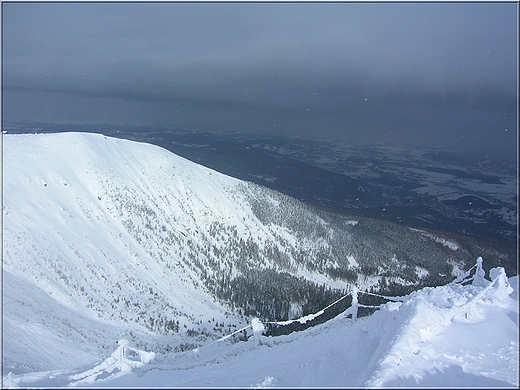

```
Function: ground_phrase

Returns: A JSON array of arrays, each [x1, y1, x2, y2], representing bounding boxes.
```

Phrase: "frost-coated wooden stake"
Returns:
[[251, 318, 265, 346], [351, 287, 359, 321]]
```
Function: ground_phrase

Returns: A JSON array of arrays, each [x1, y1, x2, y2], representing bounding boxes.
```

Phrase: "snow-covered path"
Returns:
[[4, 262, 517, 388]]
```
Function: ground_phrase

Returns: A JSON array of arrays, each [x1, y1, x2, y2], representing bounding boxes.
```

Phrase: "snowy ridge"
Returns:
[[3, 258, 518, 388], [3, 132, 266, 369]]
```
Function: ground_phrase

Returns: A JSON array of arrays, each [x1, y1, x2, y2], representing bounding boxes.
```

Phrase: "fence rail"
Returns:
[[214, 256, 493, 344], [85, 256, 499, 369]]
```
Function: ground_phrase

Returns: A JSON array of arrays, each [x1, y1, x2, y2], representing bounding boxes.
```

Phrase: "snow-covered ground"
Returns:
[[2, 132, 518, 388], [3, 260, 518, 388], [3, 132, 257, 370]]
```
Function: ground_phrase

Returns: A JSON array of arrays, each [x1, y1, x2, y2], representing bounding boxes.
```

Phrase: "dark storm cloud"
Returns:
[[2, 2, 518, 158]]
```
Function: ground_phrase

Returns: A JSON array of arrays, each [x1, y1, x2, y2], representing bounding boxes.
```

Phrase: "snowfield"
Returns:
[[2, 132, 518, 387], [3, 261, 518, 388]]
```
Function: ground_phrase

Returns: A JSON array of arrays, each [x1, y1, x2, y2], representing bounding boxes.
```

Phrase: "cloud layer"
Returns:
[[2, 2, 517, 157]]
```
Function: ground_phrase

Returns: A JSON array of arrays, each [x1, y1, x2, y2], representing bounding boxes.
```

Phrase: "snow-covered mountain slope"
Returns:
[[2, 132, 515, 375], [3, 261, 518, 388], [3, 132, 256, 370]]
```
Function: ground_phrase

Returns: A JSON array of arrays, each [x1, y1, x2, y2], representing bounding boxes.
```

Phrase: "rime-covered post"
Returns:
[[251, 318, 265, 346], [117, 339, 132, 372], [118, 339, 128, 361], [472, 256, 487, 287], [489, 267, 513, 301], [351, 287, 359, 321]]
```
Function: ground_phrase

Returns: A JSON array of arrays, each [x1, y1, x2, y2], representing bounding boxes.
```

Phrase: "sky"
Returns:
[[2, 2, 518, 159]]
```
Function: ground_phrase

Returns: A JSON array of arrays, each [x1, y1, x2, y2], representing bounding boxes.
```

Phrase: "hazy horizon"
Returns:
[[2, 2, 518, 159]]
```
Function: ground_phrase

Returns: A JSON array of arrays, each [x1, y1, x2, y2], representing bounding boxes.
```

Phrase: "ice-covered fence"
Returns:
[[215, 318, 267, 346], [453, 265, 513, 313], [187, 257, 496, 356], [213, 257, 495, 344], [212, 290, 356, 347], [449, 256, 487, 286], [68, 339, 155, 386], [61, 257, 504, 379], [216, 323, 252, 343], [266, 290, 354, 328], [186, 257, 501, 355]]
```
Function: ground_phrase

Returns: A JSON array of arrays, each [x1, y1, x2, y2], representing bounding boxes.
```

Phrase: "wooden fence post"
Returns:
[[351, 287, 359, 321]]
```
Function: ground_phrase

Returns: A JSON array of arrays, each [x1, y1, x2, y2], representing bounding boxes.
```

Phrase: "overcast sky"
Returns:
[[2, 2, 518, 159]]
